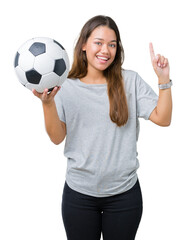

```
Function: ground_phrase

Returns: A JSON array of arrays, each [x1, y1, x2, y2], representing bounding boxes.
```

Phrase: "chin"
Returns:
[[96, 63, 112, 71]]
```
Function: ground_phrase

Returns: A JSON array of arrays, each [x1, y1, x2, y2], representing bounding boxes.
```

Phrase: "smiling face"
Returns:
[[82, 26, 117, 74]]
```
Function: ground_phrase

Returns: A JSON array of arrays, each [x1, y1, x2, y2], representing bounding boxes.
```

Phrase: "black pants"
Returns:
[[62, 179, 143, 240]]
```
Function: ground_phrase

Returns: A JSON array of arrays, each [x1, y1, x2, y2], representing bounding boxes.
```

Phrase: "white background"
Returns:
[[0, 0, 185, 239]]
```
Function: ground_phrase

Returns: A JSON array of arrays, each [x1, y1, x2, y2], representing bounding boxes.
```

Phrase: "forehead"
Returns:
[[89, 26, 117, 41]]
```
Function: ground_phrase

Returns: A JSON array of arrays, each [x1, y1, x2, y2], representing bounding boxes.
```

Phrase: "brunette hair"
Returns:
[[68, 15, 128, 127]]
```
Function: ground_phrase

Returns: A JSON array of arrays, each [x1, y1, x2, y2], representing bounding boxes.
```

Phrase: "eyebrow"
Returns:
[[94, 38, 117, 42]]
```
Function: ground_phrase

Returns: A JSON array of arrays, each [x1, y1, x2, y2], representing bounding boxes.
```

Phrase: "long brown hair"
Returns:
[[68, 15, 128, 127]]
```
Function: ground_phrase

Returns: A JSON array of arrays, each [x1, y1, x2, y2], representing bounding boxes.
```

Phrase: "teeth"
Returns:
[[97, 56, 109, 61]]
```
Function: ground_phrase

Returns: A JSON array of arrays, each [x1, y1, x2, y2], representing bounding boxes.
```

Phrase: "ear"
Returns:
[[82, 43, 86, 51]]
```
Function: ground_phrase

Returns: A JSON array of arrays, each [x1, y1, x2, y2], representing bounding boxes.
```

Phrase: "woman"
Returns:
[[33, 15, 172, 240]]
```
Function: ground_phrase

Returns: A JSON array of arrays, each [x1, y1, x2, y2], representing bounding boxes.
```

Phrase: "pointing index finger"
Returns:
[[149, 42, 155, 61]]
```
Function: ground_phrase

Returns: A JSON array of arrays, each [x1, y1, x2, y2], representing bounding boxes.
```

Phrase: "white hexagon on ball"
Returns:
[[18, 39, 34, 54], [34, 54, 55, 75], [40, 72, 60, 91], [14, 66, 28, 86], [46, 41, 64, 59], [18, 51, 35, 71], [26, 82, 44, 93], [33, 37, 53, 44]]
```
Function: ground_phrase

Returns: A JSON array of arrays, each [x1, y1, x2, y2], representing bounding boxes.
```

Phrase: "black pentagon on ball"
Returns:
[[26, 69, 42, 84], [48, 87, 55, 93], [54, 58, 66, 76], [14, 52, 20, 67], [29, 42, 46, 56], [53, 40, 65, 50]]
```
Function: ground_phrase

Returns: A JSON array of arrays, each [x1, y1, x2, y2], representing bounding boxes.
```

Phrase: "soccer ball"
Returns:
[[14, 37, 70, 93]]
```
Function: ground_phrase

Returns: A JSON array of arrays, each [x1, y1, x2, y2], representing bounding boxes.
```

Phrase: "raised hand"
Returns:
[[149, 42, 170, 84]]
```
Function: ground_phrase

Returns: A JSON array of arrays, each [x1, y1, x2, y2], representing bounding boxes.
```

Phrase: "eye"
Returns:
[[109, 43, 116, 48], [95, 42, 102, 46]]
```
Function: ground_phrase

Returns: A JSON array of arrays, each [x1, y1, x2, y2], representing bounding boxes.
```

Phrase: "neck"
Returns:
[[81, 67, 106, 84]]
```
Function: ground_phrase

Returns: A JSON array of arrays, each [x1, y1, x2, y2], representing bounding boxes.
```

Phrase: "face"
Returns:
[[82, 26, 117, 73]]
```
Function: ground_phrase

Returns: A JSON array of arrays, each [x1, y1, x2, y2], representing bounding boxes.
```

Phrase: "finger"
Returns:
[[55, 86, 61, 94], [50, 86, 59, 98], [32, 89, 41, 98], [42, 88, 49, 100], [161, 56, 165, 65], [149, 42, 155, 62], [155, 54, 161, 66], [163, 58, 168, 67], [158, 56, 165, 67], [32, 89, 36, 96]]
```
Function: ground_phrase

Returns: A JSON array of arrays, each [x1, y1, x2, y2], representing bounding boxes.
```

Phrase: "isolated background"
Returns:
[[1, 0, 185, 239]]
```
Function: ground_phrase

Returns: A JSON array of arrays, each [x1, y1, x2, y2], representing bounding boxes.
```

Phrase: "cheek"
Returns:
[[113, 47, 117, 56], [90, 44, 100, 53], [110, 49, 117, 60], [86, 47, 100, 61]]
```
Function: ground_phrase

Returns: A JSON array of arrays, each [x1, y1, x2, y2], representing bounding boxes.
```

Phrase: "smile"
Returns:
[[96, 56, 110, 61]]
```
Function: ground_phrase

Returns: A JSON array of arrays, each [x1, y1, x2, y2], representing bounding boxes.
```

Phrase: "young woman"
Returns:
[[33, 15, 172, 240]]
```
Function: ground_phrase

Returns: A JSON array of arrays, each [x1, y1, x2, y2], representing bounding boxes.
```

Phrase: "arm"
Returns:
[[42, 100, 66, 144], [149, 85, 172, 126], [33, 87, 66, 144], [149, 43, 172, 126]]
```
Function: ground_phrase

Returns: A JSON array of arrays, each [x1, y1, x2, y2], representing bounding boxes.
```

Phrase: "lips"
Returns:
[[96, 55, 110, 62]]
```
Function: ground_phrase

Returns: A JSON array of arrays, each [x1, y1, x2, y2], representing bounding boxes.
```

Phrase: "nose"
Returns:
[[100, 44, 109, 54]]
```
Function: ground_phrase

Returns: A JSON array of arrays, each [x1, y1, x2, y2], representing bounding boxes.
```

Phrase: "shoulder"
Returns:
[[55, 78, 78, 100], [122, 69, 138, 79], [61, 78, 77, 87], [59, 78, 78, 92], [122, 69, 139, 92]]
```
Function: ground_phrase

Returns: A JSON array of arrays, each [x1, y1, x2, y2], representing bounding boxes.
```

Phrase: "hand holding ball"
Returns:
[[14, 37, 70, 93]]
